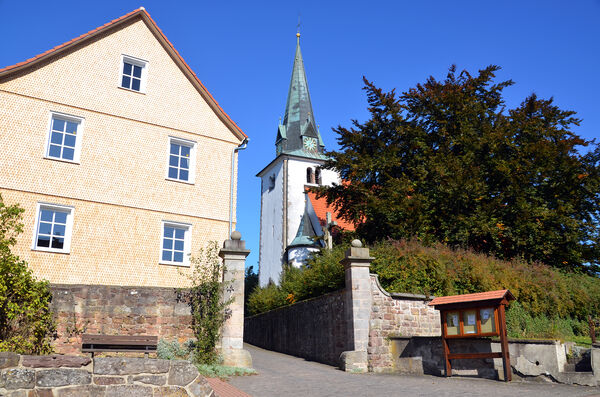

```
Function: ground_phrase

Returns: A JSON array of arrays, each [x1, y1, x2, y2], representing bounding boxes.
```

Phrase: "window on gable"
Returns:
[[46, 113, 83, 162], [33, 203, 74, 253], [160, 221, 191, 266], [167, 137, 196, 184], [120, 55, 147, 92]]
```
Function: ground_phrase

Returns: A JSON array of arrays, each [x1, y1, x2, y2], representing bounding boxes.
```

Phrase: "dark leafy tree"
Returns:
[[316, 65, 600, 273]]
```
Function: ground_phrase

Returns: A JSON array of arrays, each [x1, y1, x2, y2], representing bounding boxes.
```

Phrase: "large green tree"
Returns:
[[317, 65, 600, 273]]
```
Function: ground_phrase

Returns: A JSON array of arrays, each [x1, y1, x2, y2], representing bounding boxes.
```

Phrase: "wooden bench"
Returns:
[[81, 334, 158, 357]]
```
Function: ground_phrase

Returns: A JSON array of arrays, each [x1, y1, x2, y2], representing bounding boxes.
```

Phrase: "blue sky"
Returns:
[[1, 0, 599, 271]]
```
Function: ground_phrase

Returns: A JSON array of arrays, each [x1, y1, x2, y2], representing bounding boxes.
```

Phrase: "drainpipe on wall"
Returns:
[[229, 138, 249, 237]]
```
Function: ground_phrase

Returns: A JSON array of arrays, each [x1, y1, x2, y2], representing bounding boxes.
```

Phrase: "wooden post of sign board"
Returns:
[[498, 304, 511, 381], [441, 312, 451, 376]]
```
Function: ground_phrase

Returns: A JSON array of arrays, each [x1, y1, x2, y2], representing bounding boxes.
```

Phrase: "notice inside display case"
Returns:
[[446, 311, 459, 336], [480, 308, 496, 334], [463, 310, 477, 334]]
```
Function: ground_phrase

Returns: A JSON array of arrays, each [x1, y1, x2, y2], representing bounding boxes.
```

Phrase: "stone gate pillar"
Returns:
[[340, 240, 374, 373], [219, 230, 252, 368]]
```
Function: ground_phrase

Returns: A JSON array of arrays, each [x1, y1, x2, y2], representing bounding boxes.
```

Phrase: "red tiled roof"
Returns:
[[428, 289, 515, 307], [0, 8, 246, 140], [307, 190, 356, 231]]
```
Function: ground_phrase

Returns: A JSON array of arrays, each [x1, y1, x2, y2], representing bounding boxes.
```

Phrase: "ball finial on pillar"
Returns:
[[231, 230, 242, 240], [351, 239, 362, 248]]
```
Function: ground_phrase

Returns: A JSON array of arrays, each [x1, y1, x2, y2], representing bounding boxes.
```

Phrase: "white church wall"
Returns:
[[286, 158, 340, 247], [287, 246, 321, 268], [258, 160, 284, 287]]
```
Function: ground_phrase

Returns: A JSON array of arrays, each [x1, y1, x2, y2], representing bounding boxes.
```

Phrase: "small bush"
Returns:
[[157, 339, 256, 379], [179, 242, 232, 365], [506, 301, 589, 341], [0, 195, 56, 354], [196, 363, 256, 379], [157, 339, 194, 360], [247, 246, 345, 316]]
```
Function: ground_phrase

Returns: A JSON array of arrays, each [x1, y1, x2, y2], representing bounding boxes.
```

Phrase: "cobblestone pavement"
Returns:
[[230, 344, 600, 397]]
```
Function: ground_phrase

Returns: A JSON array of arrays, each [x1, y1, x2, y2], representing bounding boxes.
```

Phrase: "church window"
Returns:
[[160, 221, 191, 266], [167, 137, 196, 184], [307, 167, 315, 184], [120, 55, 148, 93], [315, 167, 322, 185], [269, 175, 276, 191]]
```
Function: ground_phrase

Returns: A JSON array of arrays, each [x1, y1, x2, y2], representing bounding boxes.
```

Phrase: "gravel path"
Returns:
[[229, 344, 600, 397]]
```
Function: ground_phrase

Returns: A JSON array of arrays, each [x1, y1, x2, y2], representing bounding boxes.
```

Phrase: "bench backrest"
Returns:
[[81, 334, 158, 353]]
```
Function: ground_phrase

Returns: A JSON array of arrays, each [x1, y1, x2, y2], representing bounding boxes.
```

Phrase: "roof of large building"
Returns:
[[307, 190, 356, 231], [275, 34, 325, 160], [0, 8, 246, 141]]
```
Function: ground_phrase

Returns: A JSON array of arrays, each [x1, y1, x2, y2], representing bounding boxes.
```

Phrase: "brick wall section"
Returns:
[[50, 284, 193, 354], [0, 17, 242, 287], [244, 291, 349, 366], [368, 275, 441, 372]]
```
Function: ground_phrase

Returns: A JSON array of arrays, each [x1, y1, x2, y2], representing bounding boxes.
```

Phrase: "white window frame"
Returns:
[[44, 112, 84, 164], [119, 54, 149, 93], [159, 221, 192, 267], [31, 203, 74, 254], [166, 136, 197, 184]]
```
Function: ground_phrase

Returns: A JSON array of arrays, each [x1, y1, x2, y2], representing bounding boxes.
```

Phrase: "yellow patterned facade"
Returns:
[[0, 12, 244, 287]]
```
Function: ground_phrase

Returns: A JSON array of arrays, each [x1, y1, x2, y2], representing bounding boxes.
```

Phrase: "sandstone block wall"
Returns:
[[244, 290, 348, 366], [0, 352, 214, 396], [244, 275, 440, 371], [51, 284, 193, 354], [368, 275, 440, 371]]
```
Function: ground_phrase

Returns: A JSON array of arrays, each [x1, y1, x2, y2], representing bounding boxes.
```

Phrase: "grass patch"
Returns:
[[196, 363, 257, 379]]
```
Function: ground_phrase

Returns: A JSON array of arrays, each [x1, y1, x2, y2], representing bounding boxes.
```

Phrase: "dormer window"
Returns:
[[120, 55, 148, 93]]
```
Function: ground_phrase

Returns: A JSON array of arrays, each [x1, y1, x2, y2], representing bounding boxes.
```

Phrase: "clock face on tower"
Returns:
[[303, 136, 317, 152]]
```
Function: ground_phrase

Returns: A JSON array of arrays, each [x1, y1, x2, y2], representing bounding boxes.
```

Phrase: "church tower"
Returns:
[[257, 33, 340, 286]]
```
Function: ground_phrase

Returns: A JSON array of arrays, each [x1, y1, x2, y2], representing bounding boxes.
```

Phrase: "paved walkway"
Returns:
[[230, 344, 600, 397]]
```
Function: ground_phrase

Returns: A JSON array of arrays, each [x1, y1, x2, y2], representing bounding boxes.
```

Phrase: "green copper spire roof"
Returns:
[[289, 196, 321, 248], [276, 33, 326, 160]]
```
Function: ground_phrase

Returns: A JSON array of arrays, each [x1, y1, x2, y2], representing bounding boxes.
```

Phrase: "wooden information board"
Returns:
[[428, 289, 515, 381]]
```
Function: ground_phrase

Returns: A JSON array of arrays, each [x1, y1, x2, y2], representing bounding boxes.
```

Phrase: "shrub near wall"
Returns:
[[248, 239, 600, 339], [247, 247, 345, 315], [371, 239, 600, 321]]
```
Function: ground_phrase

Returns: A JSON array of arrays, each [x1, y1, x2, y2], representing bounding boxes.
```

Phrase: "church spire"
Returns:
[[276, 33, 325, 159]]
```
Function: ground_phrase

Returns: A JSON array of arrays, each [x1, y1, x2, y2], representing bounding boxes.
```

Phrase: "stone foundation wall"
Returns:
[[368, 275, 440, 371], [390, 336, 600, 386], [51, 284, 193, 354], [244, 290, 348, 366], [0, 352, 214, 396]]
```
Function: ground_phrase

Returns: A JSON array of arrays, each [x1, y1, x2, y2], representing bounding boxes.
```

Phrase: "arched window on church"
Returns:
[[307, 167, 315, 184], [315, 167, 322, 185]]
